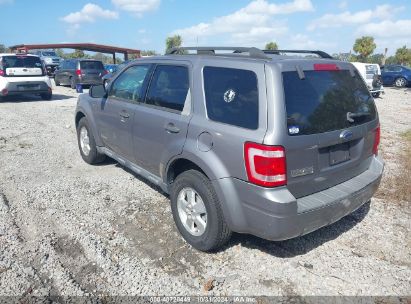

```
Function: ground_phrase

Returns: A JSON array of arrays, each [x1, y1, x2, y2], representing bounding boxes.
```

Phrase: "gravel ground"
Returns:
[[0, 83, 410, 298]]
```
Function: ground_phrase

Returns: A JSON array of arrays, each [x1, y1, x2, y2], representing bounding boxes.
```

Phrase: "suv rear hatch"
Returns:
[[0, 55, 44, 77], [272, 62, 379, 198], [79, 60, 105, 83]]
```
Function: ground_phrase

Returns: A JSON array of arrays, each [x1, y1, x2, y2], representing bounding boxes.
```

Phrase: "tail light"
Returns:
[[244, 142, 287, 187], [1, 88, 8, 96], [373, 125, 380, 155], [76, 69, 82, 76], [102, 70, 108, 76], [0, 70, 4, 76]]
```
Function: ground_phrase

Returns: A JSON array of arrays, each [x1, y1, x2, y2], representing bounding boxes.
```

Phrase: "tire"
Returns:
[[394, 77, 407, 88], [170, 170, 231, 252], [70, 77, 76, 89], [372, 92, 380, 98], [76, 117, 106, 164], [55, 78, 60, 86], [40, 92, 52, 100]]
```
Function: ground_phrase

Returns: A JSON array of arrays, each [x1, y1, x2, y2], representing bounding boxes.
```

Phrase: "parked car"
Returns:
[[381, 65, 411, 88], [29, 50, 62, 77], [75, 47, 384, 251], [102, 60, 136, 87], [0, 53, 52, 101], [351, 62, 384, 98], [104, 64, 118, 73], [55, 59, 106, 89]]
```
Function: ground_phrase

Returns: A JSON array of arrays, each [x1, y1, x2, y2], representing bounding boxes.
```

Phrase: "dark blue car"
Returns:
[[381, 65, 411, 88]]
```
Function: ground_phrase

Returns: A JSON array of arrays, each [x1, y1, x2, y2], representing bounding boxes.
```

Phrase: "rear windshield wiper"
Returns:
[[347, 111, 370, 123]]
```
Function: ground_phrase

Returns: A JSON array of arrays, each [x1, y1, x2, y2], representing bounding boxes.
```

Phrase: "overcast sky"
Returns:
[[1, 0, 410, 56]]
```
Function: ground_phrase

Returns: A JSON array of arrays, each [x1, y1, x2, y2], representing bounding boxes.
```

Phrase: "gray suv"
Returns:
[[74, 47, 384, 251], [55, 59, 106, 89]]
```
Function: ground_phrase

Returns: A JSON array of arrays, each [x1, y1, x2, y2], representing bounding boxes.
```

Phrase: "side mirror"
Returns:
[[89, 84, 106, 98]]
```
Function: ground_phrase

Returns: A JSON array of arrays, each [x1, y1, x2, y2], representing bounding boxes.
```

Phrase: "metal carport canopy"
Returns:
[[9, 43, 141, 63]]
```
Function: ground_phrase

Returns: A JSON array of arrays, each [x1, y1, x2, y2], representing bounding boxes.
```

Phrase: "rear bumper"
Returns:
[[213, 155, 384, 241], [2, 81, 51, 96]]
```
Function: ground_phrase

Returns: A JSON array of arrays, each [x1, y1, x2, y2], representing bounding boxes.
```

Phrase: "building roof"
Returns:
[[9, 43, 140, 55]]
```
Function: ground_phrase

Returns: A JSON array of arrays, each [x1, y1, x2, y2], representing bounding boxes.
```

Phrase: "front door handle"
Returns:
[[165, 123, 180, 133]]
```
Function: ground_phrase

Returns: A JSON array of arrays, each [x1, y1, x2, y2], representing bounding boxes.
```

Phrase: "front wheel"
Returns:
[[372, 92, 380, 98], [170, 170, 231, 252], [395, 77, 407, 88], [76, 117, 106, 164]]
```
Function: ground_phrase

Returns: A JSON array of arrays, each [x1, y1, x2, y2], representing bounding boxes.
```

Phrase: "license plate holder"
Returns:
[[329, 143, 350, 165]]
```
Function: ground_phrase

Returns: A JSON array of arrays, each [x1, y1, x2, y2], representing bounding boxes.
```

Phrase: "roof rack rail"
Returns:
[[166, 47, 270, 59], [263, 49, 333, 59]]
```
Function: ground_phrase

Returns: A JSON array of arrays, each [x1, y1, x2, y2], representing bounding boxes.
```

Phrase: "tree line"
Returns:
[[2, 35, 410, 66]]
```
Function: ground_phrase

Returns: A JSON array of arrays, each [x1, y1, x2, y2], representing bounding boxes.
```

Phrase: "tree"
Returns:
[[385, 56, 398, 65], [0, 44, 7, 53], [265, 42, 278, 50], [395, 45, 411, 66], [367, 53, 384, 64], [165, 35, 182, 52], [353, 36, 376, 61], [141, 50, 157, 56]]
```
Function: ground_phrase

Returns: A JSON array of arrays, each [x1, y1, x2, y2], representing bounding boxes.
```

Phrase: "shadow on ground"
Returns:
[[0, 94, 73, 103], [227, 201, 370, 257]]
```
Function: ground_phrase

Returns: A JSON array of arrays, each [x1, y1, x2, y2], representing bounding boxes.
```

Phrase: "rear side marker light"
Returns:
[[314, 63, 339, 71], [244, 142, 287, 187], [373, 125, 380, 155]]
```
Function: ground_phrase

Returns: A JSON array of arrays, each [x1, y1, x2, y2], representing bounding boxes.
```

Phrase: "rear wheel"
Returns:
[[76, 117, 106, 164], [395, 77, 407, 88], [70, 77, 76, 89], [40, 92, 52, 100], [170, 170, 231, 252]]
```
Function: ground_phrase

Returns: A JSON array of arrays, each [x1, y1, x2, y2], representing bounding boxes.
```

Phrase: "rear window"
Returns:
[[80, 61, 104, 70], [283, 70, 376, 136], [2, 56, 42, 69], [203, 66, 258, 130], [42, 51, 57, 57]]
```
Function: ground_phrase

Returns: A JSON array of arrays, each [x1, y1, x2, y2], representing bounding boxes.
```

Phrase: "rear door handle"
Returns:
[[165, 123, 180, 133]]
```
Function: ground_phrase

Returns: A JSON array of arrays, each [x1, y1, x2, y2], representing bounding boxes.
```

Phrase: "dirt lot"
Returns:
[[0, 83, 410, 298]]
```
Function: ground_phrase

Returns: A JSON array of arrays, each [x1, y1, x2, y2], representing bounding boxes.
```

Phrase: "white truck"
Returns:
[[351, 62, 384, 98]]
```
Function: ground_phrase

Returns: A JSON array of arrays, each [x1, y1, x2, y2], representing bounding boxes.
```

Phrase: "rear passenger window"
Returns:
[[145, 65, 189, 112], [203, 67, 258, 129]]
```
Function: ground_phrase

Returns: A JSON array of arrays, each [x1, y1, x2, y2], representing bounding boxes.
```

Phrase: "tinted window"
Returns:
[[109, 65, 150, 102], [203, 67, 258, 129], [2, 56, 42, 69], [67, 61, 76, 69], [283, 70, 376, 135], [145, 65, 189, 112], [80, 61, 104, 70], [42, 51, 57, 57]]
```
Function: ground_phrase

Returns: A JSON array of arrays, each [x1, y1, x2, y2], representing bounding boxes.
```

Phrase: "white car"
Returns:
[[351, 62, 384, 98], [0, 53, 52, 101]]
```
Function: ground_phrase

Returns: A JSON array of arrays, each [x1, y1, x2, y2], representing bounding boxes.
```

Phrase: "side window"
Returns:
[[203, 66, 259, 130], [108, 65, 150, 102], [70, 61, 77, 70], [145, 65, 189, 112]]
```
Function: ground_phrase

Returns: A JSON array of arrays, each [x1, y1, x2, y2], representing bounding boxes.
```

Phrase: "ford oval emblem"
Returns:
[[340, 130, 353, 141]]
